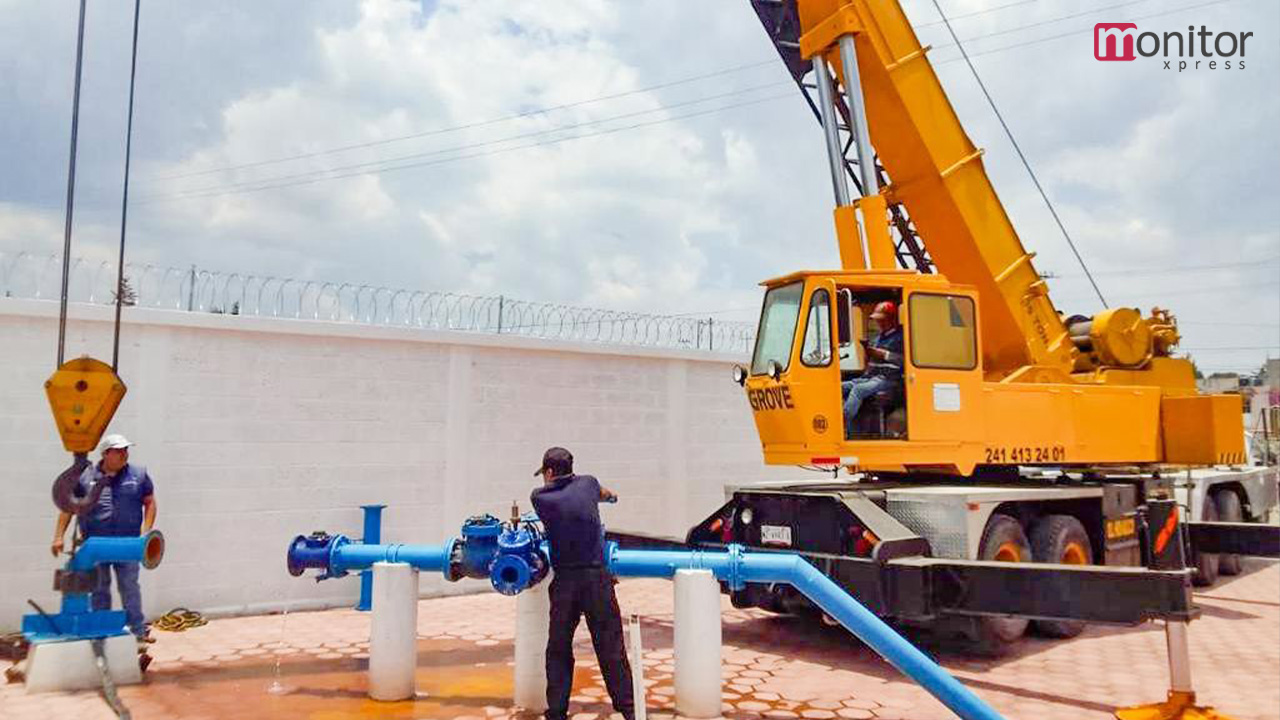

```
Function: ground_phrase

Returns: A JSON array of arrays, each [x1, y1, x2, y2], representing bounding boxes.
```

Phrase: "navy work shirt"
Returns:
[[530, 474, 605, 570], [865, 325, 904, 379], [76, 463, 154, 537]]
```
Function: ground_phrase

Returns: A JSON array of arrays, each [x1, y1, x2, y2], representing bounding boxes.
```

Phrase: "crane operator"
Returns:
[[530, 447, 635, 720], [842, 301, 904, 435]]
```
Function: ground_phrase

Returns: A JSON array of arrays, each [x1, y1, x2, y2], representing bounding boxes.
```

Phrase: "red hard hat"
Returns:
[[870, 301, 897, 319]]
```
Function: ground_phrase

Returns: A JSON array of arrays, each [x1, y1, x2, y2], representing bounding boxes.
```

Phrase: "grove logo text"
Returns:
[[1095, 23, 1252, 70]]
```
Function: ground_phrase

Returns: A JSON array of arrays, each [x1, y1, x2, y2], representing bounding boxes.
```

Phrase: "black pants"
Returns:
[[546, 567, 634, 720]]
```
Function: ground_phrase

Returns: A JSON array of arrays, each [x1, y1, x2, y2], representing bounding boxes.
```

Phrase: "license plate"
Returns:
[[760, 525, 793, 547]]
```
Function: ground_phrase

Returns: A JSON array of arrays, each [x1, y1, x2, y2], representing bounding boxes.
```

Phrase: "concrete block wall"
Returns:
[[0, 299, 791, 632]]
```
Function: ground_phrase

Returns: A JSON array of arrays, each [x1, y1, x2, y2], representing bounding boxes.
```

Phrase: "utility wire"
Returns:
[[914, 0, 1040, 28], [139, 81, 789, 202], [1180, 346, 1280, 351], [932, 0, 1153, 51], [935, 0, 1238, 64], [1179, 320, 1280, 328], [930, 0, 1108, 307], [150, 0, 1169, 191], [1056, 279, 1279, 303], [153, 59, 778, 182], [137, 0, 1237, 205], [1047, 257, 1280, 278], [139, 91, 795, 204]]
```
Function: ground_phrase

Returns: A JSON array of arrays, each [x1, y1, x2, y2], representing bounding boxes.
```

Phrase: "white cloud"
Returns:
[[1, 0, 1276, 370]]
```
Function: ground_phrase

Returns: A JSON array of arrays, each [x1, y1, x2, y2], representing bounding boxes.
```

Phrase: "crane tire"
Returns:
[[1214, 490, 1244, 576], [1191, 494, 1220, 587], [1029, 514, 1091, 638], [969, 514, 1032, 655]]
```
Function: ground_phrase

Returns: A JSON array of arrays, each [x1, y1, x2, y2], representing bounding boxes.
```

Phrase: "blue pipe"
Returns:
[[337, 542, 453, 575], [356, 504, 385, 611], [286, 527, 1002, 719], [68, 530, 165, 572], [607, 545, 1004, 720]]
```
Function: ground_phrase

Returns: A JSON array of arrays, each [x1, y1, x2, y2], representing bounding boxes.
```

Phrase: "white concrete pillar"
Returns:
[[368, 562, 418, 701], [674, 569, 721, 718], [514, 573, 551, 711]]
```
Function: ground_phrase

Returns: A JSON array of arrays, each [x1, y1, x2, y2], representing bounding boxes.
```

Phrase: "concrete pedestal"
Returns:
[[25, 635, 140, 693]]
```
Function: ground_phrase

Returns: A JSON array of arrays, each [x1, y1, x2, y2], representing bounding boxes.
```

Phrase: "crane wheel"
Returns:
[[969, 513, 1031, 654], [1191, 495, 1220, 587], [1214, 490, 1244, 576], [1029, 515, 1092, 638]]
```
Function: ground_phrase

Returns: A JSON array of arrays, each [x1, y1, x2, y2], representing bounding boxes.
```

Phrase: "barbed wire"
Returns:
[[0, 251, 755, 353]]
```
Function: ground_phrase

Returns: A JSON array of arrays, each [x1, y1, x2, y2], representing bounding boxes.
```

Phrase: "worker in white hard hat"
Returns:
[[51, 433, 158, 643]]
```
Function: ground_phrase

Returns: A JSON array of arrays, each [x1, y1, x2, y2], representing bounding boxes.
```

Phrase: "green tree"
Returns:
[[112, 276, 137, 306]]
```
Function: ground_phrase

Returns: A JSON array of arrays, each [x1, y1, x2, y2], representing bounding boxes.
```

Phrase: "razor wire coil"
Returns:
[[0, 252, 754, 354]]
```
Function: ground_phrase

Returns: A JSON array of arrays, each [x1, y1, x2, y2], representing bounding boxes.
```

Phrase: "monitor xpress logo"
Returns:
[[1094, 23, 1253, 70]]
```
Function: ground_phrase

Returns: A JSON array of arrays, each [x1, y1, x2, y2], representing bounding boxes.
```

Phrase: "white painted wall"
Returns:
[[0, 299, 790, 632]]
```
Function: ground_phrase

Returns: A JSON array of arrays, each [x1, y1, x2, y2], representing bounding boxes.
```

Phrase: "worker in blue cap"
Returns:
[[530, 447, 634, 720]]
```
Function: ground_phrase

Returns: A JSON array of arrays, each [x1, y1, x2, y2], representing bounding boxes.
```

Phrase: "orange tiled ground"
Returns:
[[3, 559, 1277, 720]]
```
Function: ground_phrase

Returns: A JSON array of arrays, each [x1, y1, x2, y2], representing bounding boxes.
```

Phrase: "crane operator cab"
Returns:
[[736, 271, 983, 473], [842, 297, 905, 440]]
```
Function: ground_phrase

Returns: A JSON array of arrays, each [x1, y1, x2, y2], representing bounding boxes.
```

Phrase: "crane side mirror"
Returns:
[[732, 365, 747, 386], [767, 360, 782, 381]]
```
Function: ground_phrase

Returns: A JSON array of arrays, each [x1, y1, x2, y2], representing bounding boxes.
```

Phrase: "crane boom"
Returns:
[[796, 0, 1074, 378]]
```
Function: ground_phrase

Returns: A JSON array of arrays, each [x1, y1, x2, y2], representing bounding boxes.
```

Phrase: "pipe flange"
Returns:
[[725, 544, 746, 591], [324, 535, 351, 579]]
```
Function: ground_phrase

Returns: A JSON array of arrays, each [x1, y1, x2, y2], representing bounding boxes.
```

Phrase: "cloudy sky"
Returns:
[[1, 0, 1277, 374]]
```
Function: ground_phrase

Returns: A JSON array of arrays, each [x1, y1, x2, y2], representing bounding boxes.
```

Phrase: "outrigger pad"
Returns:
[[1115, 690, 1236, 720]]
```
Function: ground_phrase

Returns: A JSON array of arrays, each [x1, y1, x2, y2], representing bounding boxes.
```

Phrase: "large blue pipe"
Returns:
[[607, 545, 1004, 720], [336, 542, 452, 575], [289, 534, 453, 578], [68, 530, 165, 572]]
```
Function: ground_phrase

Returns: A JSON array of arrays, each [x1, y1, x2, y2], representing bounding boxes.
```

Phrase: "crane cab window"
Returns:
[[909, 294, 977, 370], [751, 282, 804, 375], [801, 289, 832, 367]]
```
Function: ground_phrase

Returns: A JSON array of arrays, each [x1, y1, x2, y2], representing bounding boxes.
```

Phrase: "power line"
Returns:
[[932, 0, 1155, 51], [1056, 279, 1279, 304], [914, 0, 1041, 28], [1180, 346, 1280, 351], [137, 0, 1243, 204], [148, 0, 1195, 195], [934, 0, 1239, 64], [152, 59, 779, 182], [1179, 320, 1280, 328], [930, 0, 1109, 307], [138, 83, 791, 203], [1047, 257, 1280, 278], [138, 91, 798, 204]]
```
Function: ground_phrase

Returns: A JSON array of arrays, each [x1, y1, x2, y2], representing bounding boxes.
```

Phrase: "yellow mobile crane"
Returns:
[[665, 2, 1280, 715], [738, 0, 1243, 474]]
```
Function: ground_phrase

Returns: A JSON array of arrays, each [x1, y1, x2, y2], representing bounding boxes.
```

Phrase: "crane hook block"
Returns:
[[44, 357, 127, 454]]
